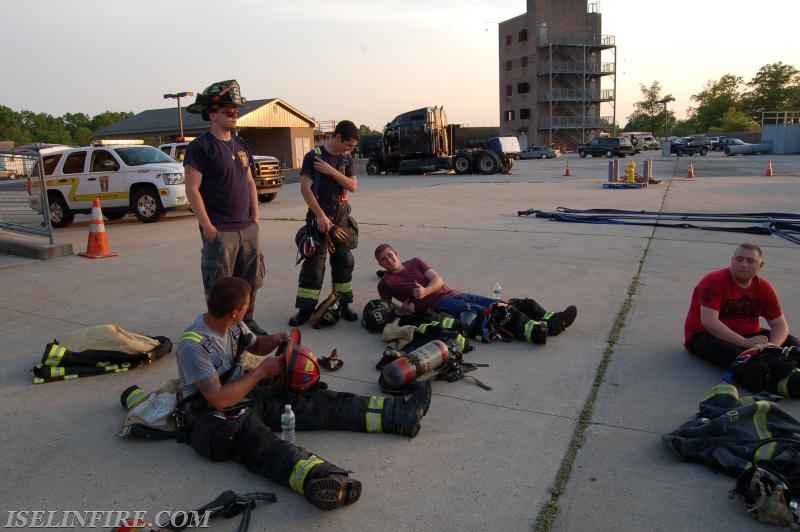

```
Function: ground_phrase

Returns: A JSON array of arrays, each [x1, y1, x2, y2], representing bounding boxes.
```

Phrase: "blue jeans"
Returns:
[[435, 293, 496, 317]]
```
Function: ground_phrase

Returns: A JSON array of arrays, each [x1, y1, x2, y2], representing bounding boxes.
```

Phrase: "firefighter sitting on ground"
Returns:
[[684, 243, 800, 396], [373, 243, 577, 344], [175, 276, 432, 511]]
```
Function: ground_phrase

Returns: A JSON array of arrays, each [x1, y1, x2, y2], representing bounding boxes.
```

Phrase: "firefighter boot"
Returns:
[[541, 306, 578, 337], [340, 303, 358, 322], [289, 309, 313, 327], [302, 462, 362, 511], [522, 320, 548, 345], [381, 380, 432, 438]]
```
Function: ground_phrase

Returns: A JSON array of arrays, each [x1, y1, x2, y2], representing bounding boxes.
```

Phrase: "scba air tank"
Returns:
[[381, 340, 449, 388]]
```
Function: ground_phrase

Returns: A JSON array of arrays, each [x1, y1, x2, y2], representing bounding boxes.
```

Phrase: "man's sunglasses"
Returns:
[[214, 108, 239, 117]]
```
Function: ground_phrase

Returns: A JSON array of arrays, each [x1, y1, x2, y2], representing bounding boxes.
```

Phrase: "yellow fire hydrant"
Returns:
[[625, 160, 637, 183]]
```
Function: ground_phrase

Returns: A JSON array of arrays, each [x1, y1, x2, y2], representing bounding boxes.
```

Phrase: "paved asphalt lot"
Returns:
[[1, 151, 799, 531]]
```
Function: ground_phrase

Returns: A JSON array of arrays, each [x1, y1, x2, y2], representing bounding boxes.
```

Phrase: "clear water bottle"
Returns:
[[281, 404, 296, 444], [493, 282, 502, 299]]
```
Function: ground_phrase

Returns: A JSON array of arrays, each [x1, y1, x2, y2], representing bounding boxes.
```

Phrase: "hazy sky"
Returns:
[[2, 0, 798, 131]]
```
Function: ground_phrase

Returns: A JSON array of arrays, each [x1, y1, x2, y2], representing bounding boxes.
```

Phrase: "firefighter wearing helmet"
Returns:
[[175, 277, 433, 511], [183, 80, 270, 337]]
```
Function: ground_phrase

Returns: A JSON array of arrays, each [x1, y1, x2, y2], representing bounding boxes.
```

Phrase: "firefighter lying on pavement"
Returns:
[[175, 276, 432, 511], [373, 243, 577, 344]]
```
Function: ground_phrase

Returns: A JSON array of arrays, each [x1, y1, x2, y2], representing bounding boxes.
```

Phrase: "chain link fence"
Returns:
[[0, 150, 54, 243]]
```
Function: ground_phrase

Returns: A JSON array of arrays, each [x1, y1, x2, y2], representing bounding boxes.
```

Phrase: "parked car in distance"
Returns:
[[669, 137, 710, 157], [634, 135, 661, 152], [514, 145, 557, 160], [723, 138, 771, 156], [577, 137, 636, 158], [705, 136, 727, 151]]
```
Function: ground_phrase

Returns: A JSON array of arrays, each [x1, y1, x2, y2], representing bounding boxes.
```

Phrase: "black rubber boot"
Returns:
[[305, 475, 362, 510], [383, 380, 432, 438], [540, 306, 577, 337], [341, 303, 358, 322], [289, 309, 312, 327], [244, 319, 269, 336]]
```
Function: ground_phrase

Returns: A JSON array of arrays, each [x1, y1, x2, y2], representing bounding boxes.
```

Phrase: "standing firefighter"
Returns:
[[176, 277, 432, 510], [290, 121, 360, 326], [184, 80, 268, 335]]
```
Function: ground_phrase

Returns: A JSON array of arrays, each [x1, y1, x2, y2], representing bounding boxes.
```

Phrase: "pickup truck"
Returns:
[[159, 141, 284, 203], [669, 137, 710, 157]]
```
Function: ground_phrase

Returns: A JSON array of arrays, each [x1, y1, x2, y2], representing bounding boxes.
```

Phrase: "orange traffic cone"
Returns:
[[687, 160, 695, 179], [765, 160, 774, 176], [563, 162, 572, 177], [79, 197, 118, 259]]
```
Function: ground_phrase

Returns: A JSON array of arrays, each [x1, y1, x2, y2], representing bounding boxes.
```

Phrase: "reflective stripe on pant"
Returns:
[[295, 233, 354, 311]]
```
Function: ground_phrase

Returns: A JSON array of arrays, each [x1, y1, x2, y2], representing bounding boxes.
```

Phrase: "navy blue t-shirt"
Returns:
[[300, 145, 355, 218], [184, 132, 255, 230]]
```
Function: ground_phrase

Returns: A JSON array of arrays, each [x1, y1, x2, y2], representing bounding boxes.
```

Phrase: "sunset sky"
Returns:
[[2, 0, 797, 131]]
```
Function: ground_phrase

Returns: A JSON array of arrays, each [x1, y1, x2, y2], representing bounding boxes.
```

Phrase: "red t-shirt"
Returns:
[[377, 257, 459, 312], [684, 267, 782, 346]]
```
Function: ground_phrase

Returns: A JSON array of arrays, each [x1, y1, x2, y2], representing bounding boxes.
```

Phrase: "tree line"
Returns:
[[0, 106, 134, 147], [625, 62, 800, 136], [0, 104, 382, 147]]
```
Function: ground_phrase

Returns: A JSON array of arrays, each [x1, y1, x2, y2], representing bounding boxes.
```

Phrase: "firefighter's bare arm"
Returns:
[[313, 157, 358, 192], [197, 356, 283, 410], [700, 305, 768, 348], [247, 167, 259, 225], [185, 164, 217, 243], [767, 315, 790, 346], [250, 332, 290, 356], [413, 268, 444, 300]]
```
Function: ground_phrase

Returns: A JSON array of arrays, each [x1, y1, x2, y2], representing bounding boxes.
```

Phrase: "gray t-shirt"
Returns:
[[176, 314, 255, 400]]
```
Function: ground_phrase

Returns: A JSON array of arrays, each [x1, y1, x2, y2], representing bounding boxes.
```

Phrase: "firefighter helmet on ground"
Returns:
[[186, 80, 247, 120], [285, 339, 321, 393], [361, 299, 397, 333], [309, 292, 342, 329]]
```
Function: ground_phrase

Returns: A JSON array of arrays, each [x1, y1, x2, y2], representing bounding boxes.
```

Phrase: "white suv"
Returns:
[[28, 141, 189, 227]]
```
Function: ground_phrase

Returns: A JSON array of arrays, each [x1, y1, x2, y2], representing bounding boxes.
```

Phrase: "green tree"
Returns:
[[741, 62, 800, 122], [719, 107, 760, 131], [687, 74, 744, 132], [89, 111, 134, 132], [625, 81, 676, 137], [0, 105, 32, 144], [358, 124, 381, 136], [18, 110, 72, 144]]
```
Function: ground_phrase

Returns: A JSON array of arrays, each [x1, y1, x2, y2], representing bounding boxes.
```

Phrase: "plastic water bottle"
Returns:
[[281, 404, 296, 444], [493, 282, 503, 299]]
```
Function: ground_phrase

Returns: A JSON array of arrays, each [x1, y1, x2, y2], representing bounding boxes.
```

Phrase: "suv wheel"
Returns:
[[258, 193, 276, 203], [132, 187, 165, 223], [676, 148, 685, 156], [605, 150, 613, 158], [48, 193, 74, 228], [700, 147, 708, 156], [578, 149, 587, 158]]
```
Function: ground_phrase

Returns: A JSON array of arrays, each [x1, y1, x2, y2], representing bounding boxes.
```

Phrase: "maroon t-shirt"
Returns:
[[377, 258, 459, 312], [684, 267, 782, 346]]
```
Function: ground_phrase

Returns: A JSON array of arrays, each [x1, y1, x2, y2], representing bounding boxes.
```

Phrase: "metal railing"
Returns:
[[0, 151, 54, 243]]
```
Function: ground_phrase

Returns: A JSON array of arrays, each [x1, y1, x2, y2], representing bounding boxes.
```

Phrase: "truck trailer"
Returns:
[[366, 107, 520, 176]]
